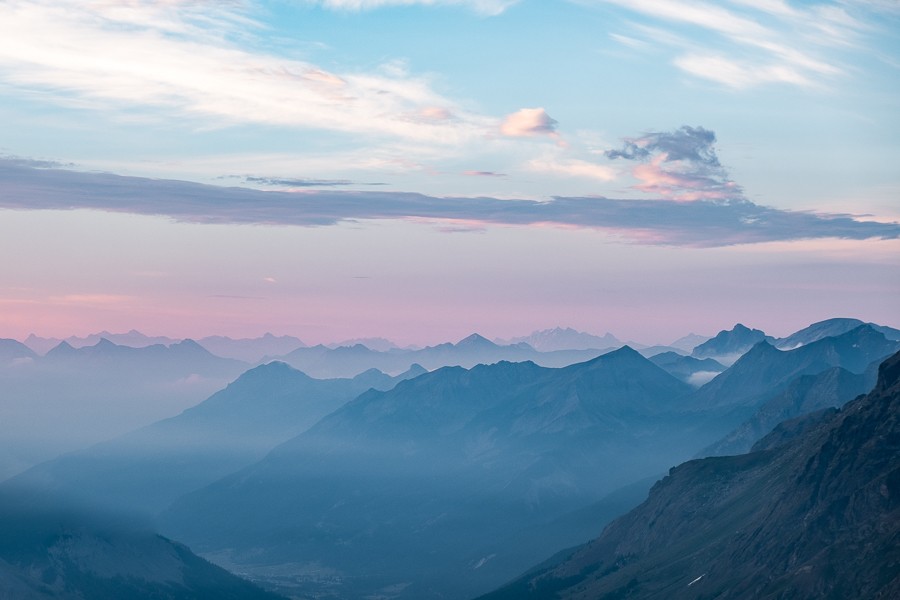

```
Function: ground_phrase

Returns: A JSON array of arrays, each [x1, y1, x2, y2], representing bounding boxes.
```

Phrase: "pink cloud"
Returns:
[[500, 107, 559, 138], [607, 126, 743, 201]]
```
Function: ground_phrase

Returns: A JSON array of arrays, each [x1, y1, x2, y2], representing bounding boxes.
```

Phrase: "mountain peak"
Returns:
[[607, 344, 641, 358], [93, 337, 118, 349], [456, 333, 496, 348], [171, 338, 206, 352], [692, 324, 771, 360], [403, 363, 428, 377], [46, 340, 76, 356]]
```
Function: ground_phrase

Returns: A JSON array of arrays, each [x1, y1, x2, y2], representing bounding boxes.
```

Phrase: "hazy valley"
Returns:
[[2, 318, 899, 599]]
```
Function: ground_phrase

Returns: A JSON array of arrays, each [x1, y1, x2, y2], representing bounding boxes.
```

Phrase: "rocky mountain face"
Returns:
[[477, 350, 900, 600]]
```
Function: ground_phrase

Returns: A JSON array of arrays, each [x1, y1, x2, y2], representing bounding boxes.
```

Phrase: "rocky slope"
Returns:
[[478, 350, 900, 600]]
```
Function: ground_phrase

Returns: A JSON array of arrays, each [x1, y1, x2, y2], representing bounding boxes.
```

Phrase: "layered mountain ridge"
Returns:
[[477, 350, 900, 600]]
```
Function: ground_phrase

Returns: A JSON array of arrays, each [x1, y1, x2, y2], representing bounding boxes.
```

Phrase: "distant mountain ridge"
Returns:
[[496, 328, 622, 352], [687, 325, 899, 417], [691, 323, 773, 361], [270, 333, 608, 378], [775, 317, 900, 349], [196, 333, 307, 362]]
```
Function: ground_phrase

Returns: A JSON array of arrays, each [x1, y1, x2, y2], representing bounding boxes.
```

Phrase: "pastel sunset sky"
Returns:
[[1, 0, 898, 345]]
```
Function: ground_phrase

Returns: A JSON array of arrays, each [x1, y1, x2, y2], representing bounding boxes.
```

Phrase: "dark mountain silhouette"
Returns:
[[477, 350, 900, 600], [0, 490, 284, 600], [776, 317, 900, 349], [160, 348, 697, 599], [691, 323, 773, 361], [648, 351, 724, 385], [5, 362, 424, 515]]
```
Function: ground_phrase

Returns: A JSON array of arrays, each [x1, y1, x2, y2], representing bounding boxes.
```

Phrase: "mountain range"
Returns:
[[267, 333, 611, 378], [477, 349, 900, 599], [4, 318, 900, 599], [155, 324, 899, 598], [22, 331, 308, 363], [6, 361, 425, 515], [0, 338, 251, 480], [159, 348, 701, 599]]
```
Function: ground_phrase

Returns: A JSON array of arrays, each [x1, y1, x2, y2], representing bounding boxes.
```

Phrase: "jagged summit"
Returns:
[[45, 340, 76, 357], [692, 323, 773, 361]]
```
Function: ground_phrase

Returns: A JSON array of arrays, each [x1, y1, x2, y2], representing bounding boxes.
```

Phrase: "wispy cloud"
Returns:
[[309, 0, 519, 16], [605, 126, 742, 201], [0, 1, 496, 143], [2, 157, 897, 247], [584, 0, 886, 88], [526, 157, 616, 181], [242, 176, 387, 187]]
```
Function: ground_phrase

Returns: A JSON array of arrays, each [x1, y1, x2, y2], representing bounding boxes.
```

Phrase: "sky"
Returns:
[[0, 0, 898, 346]]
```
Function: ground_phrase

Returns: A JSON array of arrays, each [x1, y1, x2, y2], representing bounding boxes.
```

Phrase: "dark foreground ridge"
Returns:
[[477, 350, 900, 600], [0, 492, 285, 600]]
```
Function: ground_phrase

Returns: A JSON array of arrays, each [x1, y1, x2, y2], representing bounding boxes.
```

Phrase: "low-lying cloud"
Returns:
[[3, 158, 897, 248]]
